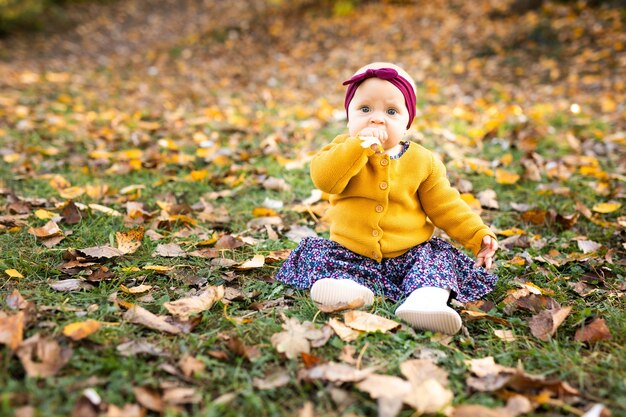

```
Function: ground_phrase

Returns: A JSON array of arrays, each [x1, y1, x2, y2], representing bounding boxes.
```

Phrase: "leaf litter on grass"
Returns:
[[0, 0, 625, 415]]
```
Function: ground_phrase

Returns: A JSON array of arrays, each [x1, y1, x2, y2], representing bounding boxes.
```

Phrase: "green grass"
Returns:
[[2, 85, 626, 417]]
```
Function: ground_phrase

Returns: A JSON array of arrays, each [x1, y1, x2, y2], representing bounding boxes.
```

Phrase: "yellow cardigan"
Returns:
[[310, 134, 496, 262]]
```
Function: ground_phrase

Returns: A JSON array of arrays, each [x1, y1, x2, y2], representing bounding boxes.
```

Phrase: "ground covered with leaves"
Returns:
[[0, 0, 625, 416]]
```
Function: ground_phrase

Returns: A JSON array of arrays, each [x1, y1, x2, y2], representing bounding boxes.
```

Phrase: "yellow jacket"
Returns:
[[310, 134, 496, 262]]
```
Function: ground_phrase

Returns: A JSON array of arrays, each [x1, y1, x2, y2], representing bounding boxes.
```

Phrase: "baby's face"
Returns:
[[347, 77, 409, 150]]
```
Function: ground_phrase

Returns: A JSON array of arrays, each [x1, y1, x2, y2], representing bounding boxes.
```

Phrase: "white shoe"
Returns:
[[395, 287, 462, 335], [310, 278, 375, 307]]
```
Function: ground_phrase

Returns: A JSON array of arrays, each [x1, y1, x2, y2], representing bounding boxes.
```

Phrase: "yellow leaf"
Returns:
[[5, 269, 24, 279], [34, 209, 57, 220], [343, 311, 400, 333], [117, 149, 143, 161], [236, 255, 265, 270], [3, 153, 20, 163], [62, 320, 101, 341], [143, 265, 175, 272], [460, 193, 481, 210], [187, 170, 209, 181], [120, 284, 153, 294], [197, 232, 219, 246], [500, 153, 513, 166], [88, 204, 122, 217], [58, 186, 85, 199], [252, 207, 278, 217], [495, 169, 520, 185], [592, 202, 621, 214], [116, 227, 144, 255], [48, 175, 71, 191], [497, 227, 525, 236]]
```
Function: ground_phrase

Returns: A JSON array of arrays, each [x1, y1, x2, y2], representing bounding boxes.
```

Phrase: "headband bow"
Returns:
[[343, 68, 416, 129]]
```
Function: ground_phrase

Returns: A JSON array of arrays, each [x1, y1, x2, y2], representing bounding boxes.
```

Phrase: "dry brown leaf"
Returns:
[[62, 319, 102, 341], [577, 239, 602, 254], [0, 311, 24, 350], [162, 387, 201, 405], [214, 235, 244, 249], [270, 317, 325, 359], [123, 305, 181, 334], [574, 318, 612, 343], [152, 243, 186, 258], [6, 289, 30, 310], [529, 306, 572, 341], [78, 246, 124, 259], [252, 370, 291, 390], [60, 200, 82, 225], [163, 285, 224, 320], [315, 297, 365, 313], [304, 362, 377, 383], [328, 318, 361, 342], [117, 340, 165, 357], [356, 374, 412, 400], [493, 329, 516, 342], [133, 386, 164, 412], [116, 227, 144, 254], [17, 334, 72, 377], [49, 279, 94, 292], [344, 310, 400, 333], [106, 404, 143, 417], [28, 220, 63, 238], [235, 254, 265, 270]]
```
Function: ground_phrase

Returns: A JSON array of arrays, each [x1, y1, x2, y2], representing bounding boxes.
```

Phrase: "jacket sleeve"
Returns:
[[310, 135, 375, 194], [418, 154, 497, 255]]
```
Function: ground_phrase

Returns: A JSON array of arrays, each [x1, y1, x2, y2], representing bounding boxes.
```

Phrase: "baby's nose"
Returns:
[[370, 112, 385, 124]]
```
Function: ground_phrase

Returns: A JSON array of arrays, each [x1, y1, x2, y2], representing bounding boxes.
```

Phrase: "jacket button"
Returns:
[[380, 159, 389, 166], [379, 182, 388, 190], [375, 205, 384, 213], [372, 229, 379, 237]]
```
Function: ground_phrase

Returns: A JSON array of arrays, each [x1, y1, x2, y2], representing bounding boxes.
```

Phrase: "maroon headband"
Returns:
[[343, 67, 417, 129]]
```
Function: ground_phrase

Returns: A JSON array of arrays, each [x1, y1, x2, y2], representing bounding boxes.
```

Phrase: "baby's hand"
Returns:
[[475, 235, 498, 271], [359, 127, 388, 143], [358, 128, 387, 151]]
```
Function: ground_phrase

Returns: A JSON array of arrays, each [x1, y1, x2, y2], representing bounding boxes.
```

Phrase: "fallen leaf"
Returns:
[[592, 202, 621, 213], [529, 306, 572, 341], [577, 240, 602, 254], [235, 254, 265, 270], [78, 246, 124, 259], [574, 318, 612, 343], [49, 279, 94, 292], [116, 227, 144, 254], [477, 189, 499, 209], [117, 340, 165, 357], [493, 329, 516, 342], [214, 235, 244, 249], [495, 169, 520, 184], [162, 387, 201, 405], [252, 370, 291, 390], [5, 268, 24, 279], [6, 289, 30, 310], [316, 297, 365, 313], [62, 320, 102, 341], [304, 362, 377, 383], [133, 386, 164, 412], [28, 221, 62, 238], [120, 284, 153, 294], [178, 355, 206, 377], [343, 311, 400, 333], [123, 306, 181, 334], [328, 318, 361, 342], [60, 201, 82, 224], [163, 285, 224, 320], [88, 203, 122, 217], [270, 317, 325, 359], [17, 333, 72, 377], [152, 243, 186, 258], [356, 374, 412, 400], [0, 311, 24, 350], [106, 404, 143, 417]]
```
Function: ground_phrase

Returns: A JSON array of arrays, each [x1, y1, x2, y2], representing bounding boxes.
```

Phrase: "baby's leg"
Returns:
[[394, 287, 462, 334]]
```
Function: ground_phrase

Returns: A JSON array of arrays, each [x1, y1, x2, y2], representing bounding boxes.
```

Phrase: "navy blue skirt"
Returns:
[[275, 237, 497, 302]]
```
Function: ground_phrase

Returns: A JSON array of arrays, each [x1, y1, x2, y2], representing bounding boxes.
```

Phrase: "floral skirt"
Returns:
[[275, 237, 497, 303]]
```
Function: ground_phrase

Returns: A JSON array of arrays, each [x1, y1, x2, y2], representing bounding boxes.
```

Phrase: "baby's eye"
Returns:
[[387, 108, 398, 115], [360, 106, 370, 113]]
